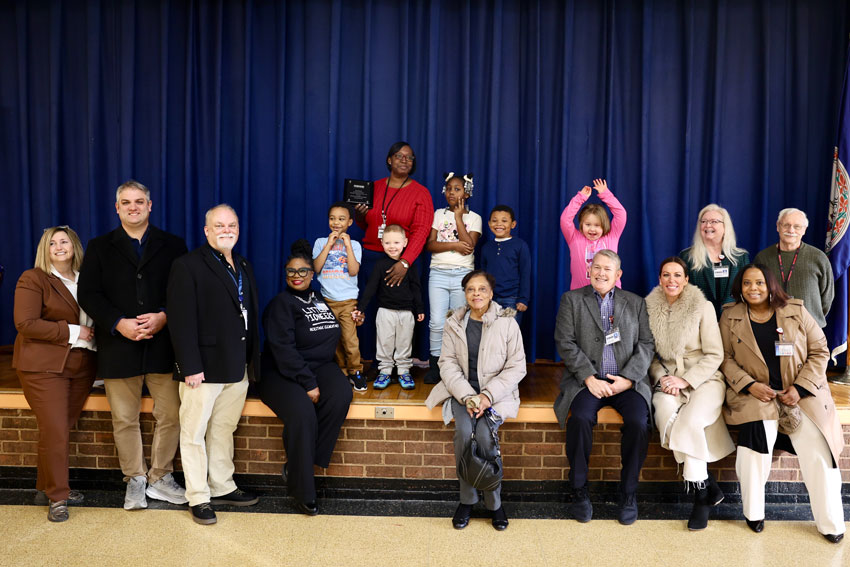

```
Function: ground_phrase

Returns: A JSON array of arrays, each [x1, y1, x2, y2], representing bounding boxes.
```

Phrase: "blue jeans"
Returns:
[[494, 296, 523, 325], [428, 267, 471, 356]]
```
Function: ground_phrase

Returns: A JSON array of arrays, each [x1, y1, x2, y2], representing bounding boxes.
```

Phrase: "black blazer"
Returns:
[[167, 244, 260, 384], [78, 225, 188, 378]]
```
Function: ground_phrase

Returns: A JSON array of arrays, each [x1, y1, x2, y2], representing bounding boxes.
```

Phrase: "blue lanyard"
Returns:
[[213, 252, 244, 305]]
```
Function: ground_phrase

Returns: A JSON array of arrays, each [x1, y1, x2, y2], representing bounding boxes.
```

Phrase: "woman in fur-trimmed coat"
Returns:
[[645, 257, 734, 531]]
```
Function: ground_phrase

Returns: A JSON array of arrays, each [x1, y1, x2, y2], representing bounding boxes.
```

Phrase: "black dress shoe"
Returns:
[[824, 533, 844, 544], [294, 499, 319, 516], [746, 519, 764, 533], [281, 463, 288, 483], [491, 506, 509, 531], [452, 503, 472, 529]]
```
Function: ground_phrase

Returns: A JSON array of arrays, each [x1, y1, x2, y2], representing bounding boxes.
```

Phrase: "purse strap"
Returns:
[[471, 409, 502, 457]]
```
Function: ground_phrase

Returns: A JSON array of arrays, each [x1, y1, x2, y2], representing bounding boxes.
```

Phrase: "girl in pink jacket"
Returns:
[[559, 178, 627, 289]]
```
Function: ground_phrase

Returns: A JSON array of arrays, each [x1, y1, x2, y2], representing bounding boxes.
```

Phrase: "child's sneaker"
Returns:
[[349, 371, 367, 392], [373, 374, 391, 389], [398, 373, 415, 390]]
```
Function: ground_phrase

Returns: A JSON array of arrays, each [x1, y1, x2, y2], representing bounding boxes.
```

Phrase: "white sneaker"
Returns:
[[145, 473, 189, 505], [124, 476, 148, 510]]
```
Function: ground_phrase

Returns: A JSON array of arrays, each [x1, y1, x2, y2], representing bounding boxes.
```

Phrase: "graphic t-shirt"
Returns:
[[430, 208, 482, 270], [312, 237, 362, 301]]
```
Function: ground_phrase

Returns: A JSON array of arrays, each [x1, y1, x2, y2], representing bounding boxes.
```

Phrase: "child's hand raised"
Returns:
[[340, 232, 351, 245], [592, 178, 609, 193], [452, 196, 466, 215], [328, 230, 341, 243], [580, 186, 592, 197]]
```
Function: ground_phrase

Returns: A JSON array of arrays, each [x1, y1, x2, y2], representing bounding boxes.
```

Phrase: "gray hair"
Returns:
[[592, 249, 621, 271], [204, 203, 239, 227], [685, 203, 748, 271], [777, 207, 809, 228], [115, 179, 151, 202]]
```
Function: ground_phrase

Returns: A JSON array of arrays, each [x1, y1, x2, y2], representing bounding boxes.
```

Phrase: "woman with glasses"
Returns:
[[679, 204, 750, 319], [13, 226, 96, 522], [259, 239, 353, 516], [353, 141, 435, 365]]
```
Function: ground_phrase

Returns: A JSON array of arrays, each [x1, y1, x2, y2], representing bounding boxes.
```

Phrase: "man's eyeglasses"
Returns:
[[393, 153, 415, 162], [779, 223, 805, 232], [286, 267, 313, 277]]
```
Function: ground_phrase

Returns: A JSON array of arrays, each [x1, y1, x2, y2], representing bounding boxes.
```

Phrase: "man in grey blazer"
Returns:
[[554, 250, 654, 525]]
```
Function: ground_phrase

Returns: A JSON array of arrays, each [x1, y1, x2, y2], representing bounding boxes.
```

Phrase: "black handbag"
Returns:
[[457, 409, 503, 491]]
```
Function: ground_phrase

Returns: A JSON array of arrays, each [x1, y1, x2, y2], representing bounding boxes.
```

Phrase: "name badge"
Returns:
[[775, 341, 793, 356], [713, 266, 729, 278], [315, 301, 330, 312], [241, 306, 248, 331], [605, 328, 621, 345], [377, 224, 386, 239]]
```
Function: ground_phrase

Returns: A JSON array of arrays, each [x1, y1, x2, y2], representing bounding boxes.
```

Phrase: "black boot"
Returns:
[[687, 482, 710, 531], [706, 471, 724, 506], [424, 355, 441, 384]]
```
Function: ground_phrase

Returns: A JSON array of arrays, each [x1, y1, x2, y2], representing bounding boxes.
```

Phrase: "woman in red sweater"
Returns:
[[354, 141, 434, 365]]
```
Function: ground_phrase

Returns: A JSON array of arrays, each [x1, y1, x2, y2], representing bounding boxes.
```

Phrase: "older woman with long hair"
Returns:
[[426, 270, 526, 531], [720, 264, 845, 542], [13, 226, 96, 522], [679, 204, 749, 318], [645, 257, 734, 531]]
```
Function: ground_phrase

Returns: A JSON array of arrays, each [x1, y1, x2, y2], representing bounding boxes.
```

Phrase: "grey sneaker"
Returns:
[[124, 475, 148, 510], [145, 473, 188, 505], [35, 490, 84, 506]]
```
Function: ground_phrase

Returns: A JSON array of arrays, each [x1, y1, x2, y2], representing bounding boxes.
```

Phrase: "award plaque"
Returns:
[[344, 178, 374, 208]]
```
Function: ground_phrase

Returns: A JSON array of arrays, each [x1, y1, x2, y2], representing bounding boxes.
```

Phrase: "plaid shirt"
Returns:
[[595, 288, 619, 377]]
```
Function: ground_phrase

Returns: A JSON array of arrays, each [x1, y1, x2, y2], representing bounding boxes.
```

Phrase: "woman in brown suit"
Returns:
[[720, 264, 845, 543], [13, 226, 96, 522]]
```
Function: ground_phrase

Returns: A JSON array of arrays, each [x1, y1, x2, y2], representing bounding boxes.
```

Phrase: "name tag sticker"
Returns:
[[605, 328, 621, 345], [775, 341, 793, 356], [713, 266, 729, 278]]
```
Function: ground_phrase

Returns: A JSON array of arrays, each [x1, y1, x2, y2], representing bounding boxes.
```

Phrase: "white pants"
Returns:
[[179, 372, 249, 507], [376, 308, 415, 374], [736, 413, 845, 535]]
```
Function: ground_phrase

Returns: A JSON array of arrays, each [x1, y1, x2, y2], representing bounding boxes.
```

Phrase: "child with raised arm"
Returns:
[[424, 173, 481, 384], [313, 202, 365, 391], [560, 178, 627, 290], [352, 225, 425, 390], [480, 205, 531, 324]]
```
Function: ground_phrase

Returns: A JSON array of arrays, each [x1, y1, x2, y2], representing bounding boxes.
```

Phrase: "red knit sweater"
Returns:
[[356, 178, 434, 264]]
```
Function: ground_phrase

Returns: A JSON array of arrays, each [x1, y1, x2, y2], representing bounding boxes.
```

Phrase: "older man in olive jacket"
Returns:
[[554, 250, 654, 526]]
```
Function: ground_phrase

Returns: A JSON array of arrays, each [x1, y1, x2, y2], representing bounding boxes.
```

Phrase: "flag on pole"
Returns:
[[824, 43, 850, 364]]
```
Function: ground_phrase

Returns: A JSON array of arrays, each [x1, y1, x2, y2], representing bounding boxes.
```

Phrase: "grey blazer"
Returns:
[[553, 286, 655, 428]]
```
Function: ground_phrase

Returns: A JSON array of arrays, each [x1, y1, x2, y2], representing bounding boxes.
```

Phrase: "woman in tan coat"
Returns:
[[13, 226, 96, 522], [425, 270, 526, 531], [720, 264, 845, 543], [646, 257, 734, 531]]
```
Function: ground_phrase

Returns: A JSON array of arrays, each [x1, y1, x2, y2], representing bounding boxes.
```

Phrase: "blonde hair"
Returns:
[[578, 204, 612, 236], [686, 204, 747, 271], [382, 224, 406, 237], [34, 226, 84, 273]]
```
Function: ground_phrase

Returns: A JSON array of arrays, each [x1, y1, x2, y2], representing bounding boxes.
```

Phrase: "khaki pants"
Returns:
[[103, 373, 180, 483], [179, 372, 249, 507], [325, 298, 362, 374]]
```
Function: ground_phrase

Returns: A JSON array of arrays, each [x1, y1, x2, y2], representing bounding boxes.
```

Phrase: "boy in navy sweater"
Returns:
[[353, 225, 425, 390], [480, 205, 531, 324]]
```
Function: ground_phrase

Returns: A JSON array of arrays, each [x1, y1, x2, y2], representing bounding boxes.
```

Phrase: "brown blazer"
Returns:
[[719, 299, 844, 465], [13, 268, 81, 373]]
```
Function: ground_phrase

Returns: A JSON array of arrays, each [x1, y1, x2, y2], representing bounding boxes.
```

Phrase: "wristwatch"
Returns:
[[399, 259, 410, 269]]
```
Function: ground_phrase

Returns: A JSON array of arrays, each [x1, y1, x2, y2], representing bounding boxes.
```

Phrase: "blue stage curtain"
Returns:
[[1, 0, 848, 359]]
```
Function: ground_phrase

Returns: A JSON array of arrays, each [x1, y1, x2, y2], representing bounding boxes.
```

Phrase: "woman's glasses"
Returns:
[[286, 267, 313, 277], [393, 153, 415, 162]]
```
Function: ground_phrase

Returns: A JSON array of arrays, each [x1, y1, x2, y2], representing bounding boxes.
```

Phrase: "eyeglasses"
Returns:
[[699, 219, 723, 226], [779, 223, 805, 231], [286, 267, 313, 277], [393, 153, 415, 162]]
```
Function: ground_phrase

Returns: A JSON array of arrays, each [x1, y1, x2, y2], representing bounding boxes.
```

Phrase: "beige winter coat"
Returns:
[[646, 284, 734, 462], [425, 302, 527, 424], [720, 299, 844, 465]]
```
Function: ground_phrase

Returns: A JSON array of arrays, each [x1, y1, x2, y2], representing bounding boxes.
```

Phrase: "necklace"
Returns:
[[291, 290, 315, 305], [748, 306, 774, 323]]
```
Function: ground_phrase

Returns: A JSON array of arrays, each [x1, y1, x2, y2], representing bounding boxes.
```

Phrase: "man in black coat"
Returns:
[[167, 204, 260, 525], [78, 180, 188, 511]]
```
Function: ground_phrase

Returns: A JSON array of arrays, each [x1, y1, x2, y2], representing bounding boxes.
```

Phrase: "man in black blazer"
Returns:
[[167, 204, 260, 525], [553, 250, 654, 526], [78, 180, 188, 511]]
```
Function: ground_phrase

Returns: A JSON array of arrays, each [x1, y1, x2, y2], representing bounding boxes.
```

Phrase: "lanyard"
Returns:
[[776, 245, 800, 287], [213, 251, 244, 305], [380, 176, 408, 223]]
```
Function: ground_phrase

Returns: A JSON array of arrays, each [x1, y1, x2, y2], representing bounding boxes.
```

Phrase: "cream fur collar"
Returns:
[[645, 283, 705, 360]]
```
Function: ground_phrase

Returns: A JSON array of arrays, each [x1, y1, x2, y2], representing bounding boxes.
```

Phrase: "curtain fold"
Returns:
[[1, 0, 848, 359]]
